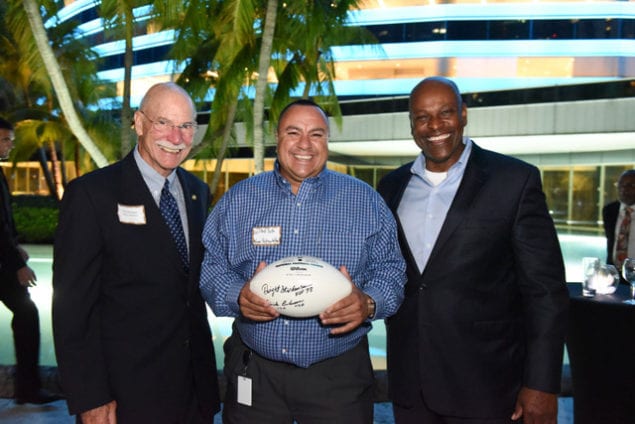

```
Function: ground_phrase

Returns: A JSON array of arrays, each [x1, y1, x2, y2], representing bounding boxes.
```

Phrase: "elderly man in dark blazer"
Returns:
[[377, 77, 569, 424], [53, 82, 219, 423], [603, 169, 635, 274]]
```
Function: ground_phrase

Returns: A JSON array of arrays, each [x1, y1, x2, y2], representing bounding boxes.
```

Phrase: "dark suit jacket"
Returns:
[[52, 153, 220, 422], [377, 143, 569, 418], [0, 169, 26, 275], [602, 200, 620, 266]]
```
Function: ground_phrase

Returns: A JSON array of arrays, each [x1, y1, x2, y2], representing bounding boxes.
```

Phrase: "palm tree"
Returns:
[[250, 0, 378, 174], [2, 0, 119, 198], [270, 1, 378, 122], [99, 0, 138, 158], [167, 0, 379, 195], [22, 0, 109, 168], [252, 0, 278, 174], [10, 118, 70, 198], [167, 0, 260, 197]]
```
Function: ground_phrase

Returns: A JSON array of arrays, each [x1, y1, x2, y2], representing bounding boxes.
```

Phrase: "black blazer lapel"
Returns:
[[177, 169, 203, 252], [119, 153, 189, 276], [118, 153, 158, 206]]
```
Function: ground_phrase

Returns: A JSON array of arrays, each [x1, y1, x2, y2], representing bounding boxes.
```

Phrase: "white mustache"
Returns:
[[157, 141, 187, 152]]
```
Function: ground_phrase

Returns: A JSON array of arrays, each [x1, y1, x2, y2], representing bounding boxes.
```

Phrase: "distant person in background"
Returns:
[[0, 117, 59, 405], [378, 77, 569, 424], [603, 169, 635, 276], [53, 83, 220, 423]]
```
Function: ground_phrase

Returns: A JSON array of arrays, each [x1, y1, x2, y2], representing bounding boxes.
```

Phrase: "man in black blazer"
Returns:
[[377, 77, 569, 424], [53, 83, 220, 423], [1, 118, 58, 404], [603, 169, 635, 273]]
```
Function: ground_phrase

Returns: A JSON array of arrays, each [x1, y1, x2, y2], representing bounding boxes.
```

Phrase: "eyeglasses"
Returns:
[[138, 110, 198, 136]]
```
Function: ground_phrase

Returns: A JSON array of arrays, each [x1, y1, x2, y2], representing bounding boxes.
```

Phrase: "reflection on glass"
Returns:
[[622, 258, 635, 305]]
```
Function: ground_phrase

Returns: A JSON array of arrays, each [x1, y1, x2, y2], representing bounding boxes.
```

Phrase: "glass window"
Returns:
[[367, 24, 405, 44], [577, 19, 617, 39], [350, 166, 397, 188], [351, 167, 375, 187], [543, 169, 570, 225], [407, 22, 447, 42], [533, 19, 575, 39], [488, 20, 529, 40], [446, 20, 488, 40], [621, 19, 635, 39], [571, 167, 600, 225]]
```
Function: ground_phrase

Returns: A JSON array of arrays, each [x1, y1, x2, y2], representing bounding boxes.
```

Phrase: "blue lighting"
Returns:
[[347, 2, 635, 25], [332, 39, 635, 60]]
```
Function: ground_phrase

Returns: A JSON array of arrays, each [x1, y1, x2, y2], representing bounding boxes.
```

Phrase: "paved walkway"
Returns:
[[0, 398, 573, 423]]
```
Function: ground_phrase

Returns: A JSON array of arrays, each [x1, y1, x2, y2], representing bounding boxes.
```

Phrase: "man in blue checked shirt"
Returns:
[[199, 99, 406, 424]]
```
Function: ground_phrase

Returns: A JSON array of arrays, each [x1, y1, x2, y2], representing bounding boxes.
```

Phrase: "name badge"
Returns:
[[252, 226, 281, 246], [237, 376, 252, 406], [117, 204, 146, 225]]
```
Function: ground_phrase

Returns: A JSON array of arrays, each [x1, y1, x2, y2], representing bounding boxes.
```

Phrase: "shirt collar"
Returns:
[[273, 160, 326, 193], [134, 145, 177, 193]]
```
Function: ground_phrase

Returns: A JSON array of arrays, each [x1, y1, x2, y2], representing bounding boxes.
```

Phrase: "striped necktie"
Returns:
[[616, 206, 632, 271]]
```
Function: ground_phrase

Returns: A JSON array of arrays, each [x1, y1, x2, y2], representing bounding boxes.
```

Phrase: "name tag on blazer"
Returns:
[[117, 204, 146, 225]]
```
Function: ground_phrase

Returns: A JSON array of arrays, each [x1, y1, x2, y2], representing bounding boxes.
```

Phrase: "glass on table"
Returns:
[[622, 258, 635, 305], [594, 264, 619, 295], [582, 257, 600, 297]]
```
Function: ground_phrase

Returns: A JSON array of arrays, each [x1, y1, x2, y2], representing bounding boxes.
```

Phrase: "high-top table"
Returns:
[[566, 283, 635, 424]]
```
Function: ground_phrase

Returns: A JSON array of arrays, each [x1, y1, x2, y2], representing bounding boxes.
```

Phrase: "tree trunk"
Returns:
[[120, 6, 134, 157], [36, 147, 56, 198], [74, 142, 80, 177], [48, 140, 64, 199], [22, 0, 109, 168], [253, 0, 278, 174], [209, 98, 238, 199]]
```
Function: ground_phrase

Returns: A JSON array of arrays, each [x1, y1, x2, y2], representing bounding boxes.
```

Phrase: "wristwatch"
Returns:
[[367, 296, 376, 319]]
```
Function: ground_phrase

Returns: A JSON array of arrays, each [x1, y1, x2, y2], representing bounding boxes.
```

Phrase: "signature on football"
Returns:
[[261, 283, 314, 297]]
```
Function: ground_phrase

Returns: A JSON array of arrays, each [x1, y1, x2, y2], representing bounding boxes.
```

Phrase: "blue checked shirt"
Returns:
[[199, 163, 406, 367]]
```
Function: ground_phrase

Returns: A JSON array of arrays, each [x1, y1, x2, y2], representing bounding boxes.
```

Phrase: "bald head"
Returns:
[[409, 77, 463, 117], [139, 82, 196, 121], [133, 82, 198, 177]]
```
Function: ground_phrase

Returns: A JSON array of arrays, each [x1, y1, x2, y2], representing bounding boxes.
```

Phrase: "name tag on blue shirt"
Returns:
[[252, 226, 282, 246]]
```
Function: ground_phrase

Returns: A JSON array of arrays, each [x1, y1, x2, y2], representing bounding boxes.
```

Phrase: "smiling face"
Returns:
[[409, 79, 468, 172], [276, 103, 329, 194], [133, 83, 196, 177]]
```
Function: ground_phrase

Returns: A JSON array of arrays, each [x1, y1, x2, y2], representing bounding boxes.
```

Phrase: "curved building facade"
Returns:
[[45, 0, 635, 229], [54, 0, 635, 98]]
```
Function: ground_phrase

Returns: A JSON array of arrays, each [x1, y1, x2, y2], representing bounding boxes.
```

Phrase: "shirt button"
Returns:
[[296, 202, 301, 207], [284, 320, 289, 325], [282, 349, 288, 354], [293, 229, 299, 234]]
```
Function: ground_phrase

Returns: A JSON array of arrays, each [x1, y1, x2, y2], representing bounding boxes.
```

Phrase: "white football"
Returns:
[[249, 256, 352, 318]]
